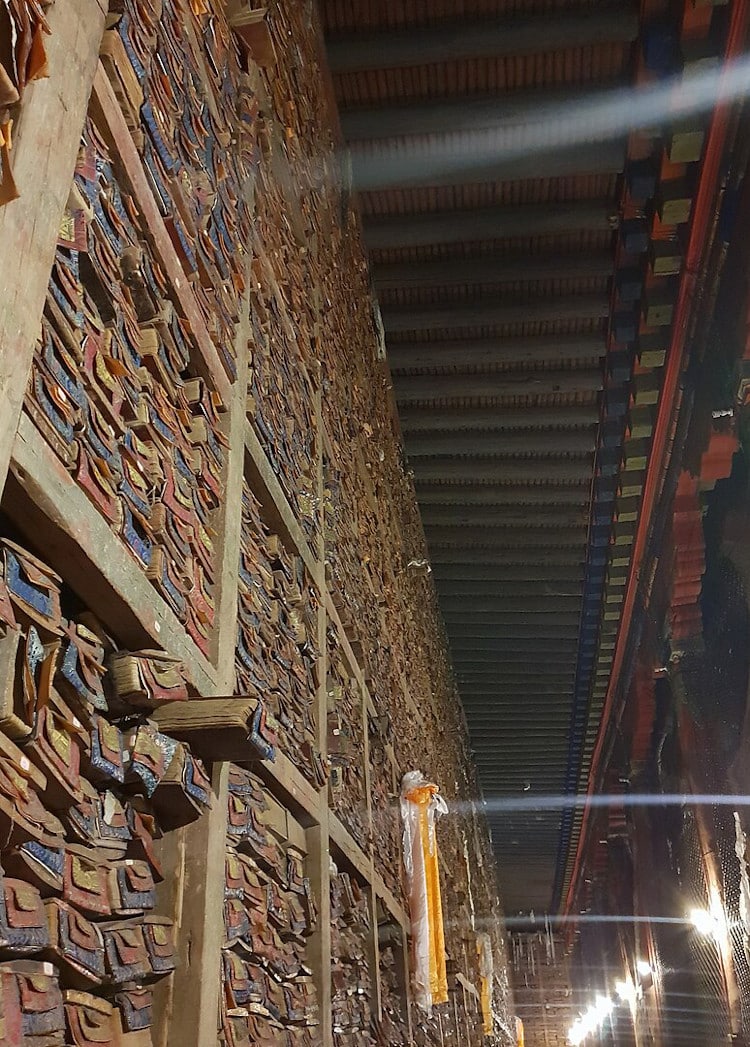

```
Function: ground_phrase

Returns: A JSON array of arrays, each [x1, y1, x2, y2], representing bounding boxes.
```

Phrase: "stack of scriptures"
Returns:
[[222, 765, 318, 1047], [0, 533, 211, 1045]]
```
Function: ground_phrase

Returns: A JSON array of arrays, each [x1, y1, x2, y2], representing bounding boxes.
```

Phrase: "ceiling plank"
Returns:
[[426, 507, 588, 527], [364, 199, 616, 250], [406, 430, 596, 457], [389, 335, 605, 373], [351, 138, 625, 191], [342, 84, 627, 140], [403, 405, 598, 433], [376, 253, 613, 292], [417, 485, 591, 506], [397, 370, 602, 403], [430, 549, 585, 565], [383, 294, 608, 333], [412, 458, 593, 482], [326, 8, 638, 73]]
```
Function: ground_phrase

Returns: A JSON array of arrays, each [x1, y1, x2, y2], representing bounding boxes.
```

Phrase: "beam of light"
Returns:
[[497, 914, 692, 928], [346, 57, 750, 191], [448, 793, 750, 815]]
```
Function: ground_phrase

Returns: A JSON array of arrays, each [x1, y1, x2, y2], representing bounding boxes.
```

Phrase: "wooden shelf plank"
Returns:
[[89, 64, 232, 405], [0, 0, 106, 492], [252, 749, 322, 827], [8, 414, 217, 693]]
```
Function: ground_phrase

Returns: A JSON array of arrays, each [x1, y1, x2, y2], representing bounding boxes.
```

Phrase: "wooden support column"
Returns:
[[168, 762, 230, 1047], [0, 0, 106, 494], [161, 171, 256, 1047]]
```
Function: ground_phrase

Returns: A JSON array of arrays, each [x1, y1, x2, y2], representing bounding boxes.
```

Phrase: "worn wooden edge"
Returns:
[[251, 749, 322, 828], [8, 414, 217, 693], [169, 762, 230, 1047], [244, 421, 323, 587], [372, 867, 409, 933], [0, 0, 106, 493], [214, 260, 254, 690], [328, 809, 373, 885], [89, 64, 232, 405]]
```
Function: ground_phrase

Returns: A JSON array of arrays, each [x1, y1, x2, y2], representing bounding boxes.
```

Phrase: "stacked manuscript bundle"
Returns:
[[330, 869, 374, 1046], [326, 630, 367, 850], [100, 0, 259, 379], [222, 766, 318, 1047], [367, 714, 401, 904], [235, 484, 325, 788], [27, 115, 227, 657], [0, 534, 212, 1045]]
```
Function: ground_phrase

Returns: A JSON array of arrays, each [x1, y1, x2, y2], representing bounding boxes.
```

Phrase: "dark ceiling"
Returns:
[[321, 0, 638, 915]]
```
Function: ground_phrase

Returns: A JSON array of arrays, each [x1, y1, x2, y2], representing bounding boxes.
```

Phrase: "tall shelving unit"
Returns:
[[0, 0, 515, 1044]]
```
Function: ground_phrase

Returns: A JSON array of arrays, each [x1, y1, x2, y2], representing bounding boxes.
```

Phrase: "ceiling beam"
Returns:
[[441, 593, 581, 611], [350, 138, 625, 192], [431, 549, 585, 566], [406, 430, 596, 457], [389, 335, 605, 373], [326, 8, 639, 73], [426, 507, 588, 528], [383, 294, 608, 334], [428, 527, 585, 548], [417, 485, 590, 506], [433, 564, 585, 582], [402, 405, 598, 433], [412, 458, 593, 483], [446, 622, 579, 636], [397, 370, 602, 403], [376, 252, 613, 293], [364, 199, 615, 250], [343, 85, 628, 142], [449, 638, 580, 651]]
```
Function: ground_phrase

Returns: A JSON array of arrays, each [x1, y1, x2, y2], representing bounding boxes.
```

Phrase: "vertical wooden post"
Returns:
[[309, 375, 333, 1045], [163, 176, 255, 1046], [0, 0, 105, 493], [164, 761, 230, 1047]]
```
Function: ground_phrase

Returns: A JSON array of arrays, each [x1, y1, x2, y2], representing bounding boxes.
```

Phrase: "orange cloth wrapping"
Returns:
[[400, 771, 448, 1013]]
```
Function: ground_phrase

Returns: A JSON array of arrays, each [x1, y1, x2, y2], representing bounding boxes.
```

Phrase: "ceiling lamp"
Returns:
[[690, 906, 723, 938]]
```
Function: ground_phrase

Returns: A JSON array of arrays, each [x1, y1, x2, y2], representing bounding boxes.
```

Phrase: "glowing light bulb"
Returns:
[[690, 907, 721, 937], [615, 978, 637, 1005], [636, 959, 652, 978]]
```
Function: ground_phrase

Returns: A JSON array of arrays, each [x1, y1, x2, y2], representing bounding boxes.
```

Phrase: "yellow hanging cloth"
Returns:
[[401, 771, 449, 1012]]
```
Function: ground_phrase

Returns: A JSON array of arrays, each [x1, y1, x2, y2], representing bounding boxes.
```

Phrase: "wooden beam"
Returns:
[[412, 458, 593, 483], [425, 507, 587, 528], [326, 8, 639, 73], [447, 626, 579, 640], [378, 247, 611, 290], [389, 335, 605, 373], [396, 370, 602, 403], [416, 484, 590, 506], [343, 85, 627, 142], [351, 138, 625, 192], [446, 607, 578, 619], [383, 295, 608, 334], [0, 0, 106, 494], [364, 200, 616, 250], [443, 598, 580, 615], [431, 549, 584, 566], [406, 430, 596, 457], [433, 565, 584, 582], [401, 405, 598, 433], [427, 526, 585, 547], [441, 594, 581, 612]]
